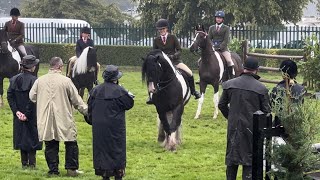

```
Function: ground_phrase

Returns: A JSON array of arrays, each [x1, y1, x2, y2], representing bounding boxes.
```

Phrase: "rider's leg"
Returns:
[[176, 63, 201, 99], [222, 51, 235, 79], [67, 56, 77, 77], [17, 45, 27, 57]]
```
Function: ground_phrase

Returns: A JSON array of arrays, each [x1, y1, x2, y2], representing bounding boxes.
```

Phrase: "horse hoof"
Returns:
[[194, 116, 200, 119], [213, 115, 217, 119]]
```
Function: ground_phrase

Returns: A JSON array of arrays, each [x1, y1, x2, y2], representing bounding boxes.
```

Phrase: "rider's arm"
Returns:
[[76, 40, 81, 58], [207, 25, 214, 41], [17, 22, 25, 42], [172, 35, 181, 60], [219, 26, 230, 51]]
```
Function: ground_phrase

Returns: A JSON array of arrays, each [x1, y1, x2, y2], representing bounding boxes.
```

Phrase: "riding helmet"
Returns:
[[280, 59, 298, 79], [10, 8, 20, 16], [81, 26, 91, 34], [215, 10, 225, 18], [156, 19, 169, 29]]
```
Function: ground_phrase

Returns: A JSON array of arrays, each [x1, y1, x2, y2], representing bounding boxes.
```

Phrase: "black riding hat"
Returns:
[[280, 59, 298, 79], [81, 26, 91, 34], [20, 55, 39, 69], [102, 65, 123, 82], [156, 19, 169, 29], [243, 56, 259, 70], [10, 8, 20, 16]]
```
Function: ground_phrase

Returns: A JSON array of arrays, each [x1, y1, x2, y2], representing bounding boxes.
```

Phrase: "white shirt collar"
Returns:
[[216, 23, 223, 28], [161, 33, 168, 39]]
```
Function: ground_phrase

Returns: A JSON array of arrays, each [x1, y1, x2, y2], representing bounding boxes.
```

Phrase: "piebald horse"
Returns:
[[189, 25, 243, 119], [142, 49, 191, 151]]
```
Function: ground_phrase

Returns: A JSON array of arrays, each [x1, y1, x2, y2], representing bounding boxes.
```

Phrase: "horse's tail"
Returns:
[[72, 47, 90, 77]]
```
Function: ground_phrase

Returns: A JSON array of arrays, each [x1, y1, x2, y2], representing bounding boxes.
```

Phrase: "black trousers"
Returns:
[[20, 150, 36, 166], [45, 140, 79, 173], [227, 165, 252, 180]]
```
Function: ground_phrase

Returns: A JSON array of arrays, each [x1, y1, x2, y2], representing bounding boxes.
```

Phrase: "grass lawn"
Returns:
[[0, 64, 312, 180]]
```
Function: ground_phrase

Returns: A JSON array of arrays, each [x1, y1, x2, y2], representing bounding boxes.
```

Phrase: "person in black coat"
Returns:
[[7, 55, 42, 169], [85, 65, 134, 180], [218, 57, 271, 180]]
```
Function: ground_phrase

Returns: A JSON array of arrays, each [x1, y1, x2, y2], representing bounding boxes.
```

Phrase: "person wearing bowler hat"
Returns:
[[85, 65, 134, 180], [218, 56, 271, 180], [7, 55, 42, 169], [4, 7, 27, 57], [270, 59, 306, 127]]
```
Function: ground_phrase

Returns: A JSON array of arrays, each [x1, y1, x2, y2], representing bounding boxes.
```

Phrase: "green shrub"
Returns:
[[29, 43, 304, 69]]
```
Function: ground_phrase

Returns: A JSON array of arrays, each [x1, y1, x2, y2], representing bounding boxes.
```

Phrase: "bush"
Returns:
[[30, 43, 304, 69]]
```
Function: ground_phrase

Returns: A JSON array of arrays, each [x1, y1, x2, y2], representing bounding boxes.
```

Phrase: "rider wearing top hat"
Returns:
[[208, 10, 235, 79], [4, 8, 27, 57], [147, 18, 200, 104]]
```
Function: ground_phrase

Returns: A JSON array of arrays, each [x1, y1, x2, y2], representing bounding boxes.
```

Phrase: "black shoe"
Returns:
[[146, 97, 153, 105], [48, 171, 60, 176], [192, 91, 201, 99]]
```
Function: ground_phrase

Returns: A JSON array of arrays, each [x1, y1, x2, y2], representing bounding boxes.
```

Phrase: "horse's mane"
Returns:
[[142, 49, 163, 82], [72, 46, 95, 77]]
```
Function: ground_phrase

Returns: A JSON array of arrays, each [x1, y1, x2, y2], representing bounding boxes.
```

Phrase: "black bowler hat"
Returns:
[[280, 59, 298, 79], [243, 56, 259, 70], [20, 55, 39, 69], [102, 65, 123, 82]]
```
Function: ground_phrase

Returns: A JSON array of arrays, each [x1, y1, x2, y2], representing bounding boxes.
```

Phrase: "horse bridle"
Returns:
[[191, 31, 207, 56]]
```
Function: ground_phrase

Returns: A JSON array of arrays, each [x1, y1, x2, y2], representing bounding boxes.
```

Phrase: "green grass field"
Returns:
[[0, 64, 307, 180]]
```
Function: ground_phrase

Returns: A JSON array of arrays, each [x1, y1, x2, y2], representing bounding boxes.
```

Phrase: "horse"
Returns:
[[142, 49, 191, 151], [67, 46, 98, 98], [0, 29, 40, 107], [189, 25, 243, 119]]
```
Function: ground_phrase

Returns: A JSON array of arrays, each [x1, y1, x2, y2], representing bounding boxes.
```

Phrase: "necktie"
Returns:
[[162, 36, 166, 44], [216, 26, 220, 32]]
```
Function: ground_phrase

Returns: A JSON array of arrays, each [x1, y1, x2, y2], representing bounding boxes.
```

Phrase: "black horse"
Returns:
[[67, 46, 98, 98], [189, 25, 243, 119], [0, 29, 39, 107], [142, 49, 191, 151]]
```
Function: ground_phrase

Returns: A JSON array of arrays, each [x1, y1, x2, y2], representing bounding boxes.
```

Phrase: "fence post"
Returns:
[[252, 110, 267, 180]]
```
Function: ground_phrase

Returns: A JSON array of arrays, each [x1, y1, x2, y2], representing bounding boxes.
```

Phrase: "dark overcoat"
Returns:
[[218, 73, 271, 166], [86, 82, 134, 174], [153, 34, 182, 65], [7, 71, 42, 151]]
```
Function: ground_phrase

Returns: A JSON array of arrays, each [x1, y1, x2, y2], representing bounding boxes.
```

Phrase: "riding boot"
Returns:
[[228, 66, 235, 79], [188, 76, 201, 99]]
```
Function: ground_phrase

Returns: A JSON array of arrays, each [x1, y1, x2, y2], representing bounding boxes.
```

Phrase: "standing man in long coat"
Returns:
[[85, 65, 134, 180], [218, 57, 271, 180], [7, 55, 42, 169], [29, 57, 88, 176]]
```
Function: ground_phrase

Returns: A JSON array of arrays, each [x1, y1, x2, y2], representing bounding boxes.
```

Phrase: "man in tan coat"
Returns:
[[29, 57, 88, 177]]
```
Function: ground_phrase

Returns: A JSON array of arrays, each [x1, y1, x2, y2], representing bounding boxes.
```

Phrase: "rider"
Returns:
[[67, 26, 100, 81], [146, 19, 201, 104], [4, 8, 27, 57], [208, 10, 234, 79]]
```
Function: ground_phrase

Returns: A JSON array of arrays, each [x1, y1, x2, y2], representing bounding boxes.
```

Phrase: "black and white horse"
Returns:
[[142, 49, 191, 151], [0, 29, 39, 107], [189, 25, 243, 119], [67, 46, 98, 98]]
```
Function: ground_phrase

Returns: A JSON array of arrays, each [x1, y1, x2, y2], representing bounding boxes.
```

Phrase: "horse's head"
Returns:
[[87, 47, 97, 68], [142, 49, 163, 85], [189, 25, 208, 53], [0, 29, 9, 54]]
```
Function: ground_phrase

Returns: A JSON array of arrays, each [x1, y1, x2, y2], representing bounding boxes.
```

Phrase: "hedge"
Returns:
[[30, 43, 305, 69]]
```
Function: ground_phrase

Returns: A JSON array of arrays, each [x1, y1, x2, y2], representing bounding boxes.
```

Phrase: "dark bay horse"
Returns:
[[142, 49, 191, 151], [189, 25, 243, 119], [0, 29, 39, 107], [67, 46, 98, 98]]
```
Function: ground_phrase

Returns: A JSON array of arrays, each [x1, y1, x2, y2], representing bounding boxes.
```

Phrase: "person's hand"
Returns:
[[16, 111, 27, 121], [9, 39, 16, 46]]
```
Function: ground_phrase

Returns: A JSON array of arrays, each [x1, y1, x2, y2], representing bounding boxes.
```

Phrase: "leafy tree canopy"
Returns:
[[134, 0, 312, 33]]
